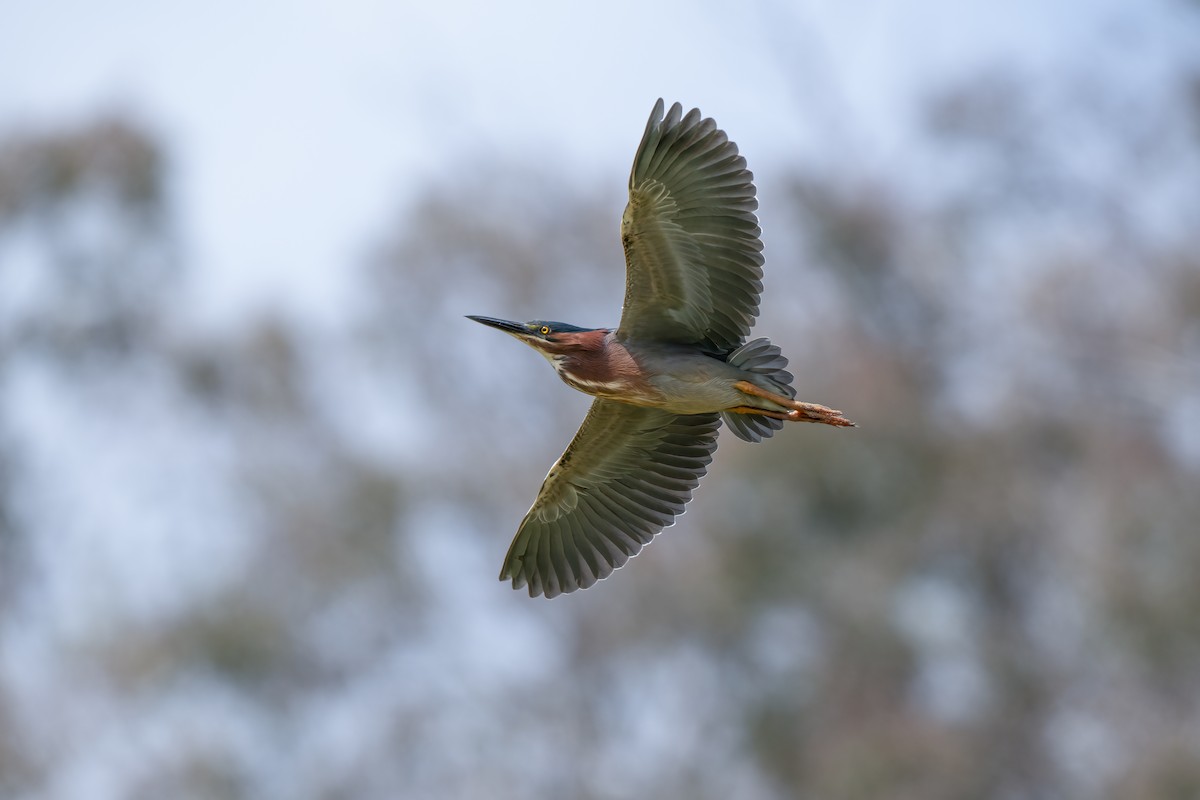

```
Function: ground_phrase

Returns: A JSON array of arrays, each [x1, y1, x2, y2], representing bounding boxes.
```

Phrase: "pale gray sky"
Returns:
[[1, 0, 1186, 323]]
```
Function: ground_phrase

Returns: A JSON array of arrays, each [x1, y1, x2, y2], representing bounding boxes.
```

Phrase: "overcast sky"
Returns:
[[2, 0, 1189, 324]]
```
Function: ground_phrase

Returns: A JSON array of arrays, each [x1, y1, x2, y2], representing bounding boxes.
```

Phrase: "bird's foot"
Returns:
[[732, 381, 857, 428], [784, 401, 856, 427]]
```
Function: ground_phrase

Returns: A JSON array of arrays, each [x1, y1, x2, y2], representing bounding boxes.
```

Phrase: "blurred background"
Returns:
[[3, 1, 1200, 798]]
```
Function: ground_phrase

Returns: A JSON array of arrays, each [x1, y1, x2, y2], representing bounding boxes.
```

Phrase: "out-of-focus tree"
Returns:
[[0, 114, 172, 356], [0, 114, 171, 619], [690, 58, 1200, 798], [0, 115, 417, 798], [0, 112, 172, 793]]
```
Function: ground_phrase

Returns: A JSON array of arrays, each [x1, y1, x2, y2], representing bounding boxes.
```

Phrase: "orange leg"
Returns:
[[727, 406, 795, 421], [732, 381, 856, 428]]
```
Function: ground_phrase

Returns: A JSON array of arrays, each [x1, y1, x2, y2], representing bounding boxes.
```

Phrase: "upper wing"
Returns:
[[501, 399, 720, 598], [617, 99, 765, 353]]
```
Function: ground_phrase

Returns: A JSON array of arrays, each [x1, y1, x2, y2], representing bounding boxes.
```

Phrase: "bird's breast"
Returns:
[[551, 347, 665, 407]]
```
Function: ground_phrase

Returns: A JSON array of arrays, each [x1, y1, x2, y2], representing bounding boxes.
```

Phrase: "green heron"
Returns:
[[470, 99, 854, 598]]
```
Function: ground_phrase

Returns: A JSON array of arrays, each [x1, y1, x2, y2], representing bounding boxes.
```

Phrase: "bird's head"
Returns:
[[466, 316, 608, 361]]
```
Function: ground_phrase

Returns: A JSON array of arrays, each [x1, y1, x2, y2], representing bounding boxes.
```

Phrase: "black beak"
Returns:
[[466, 315, 531, 337]]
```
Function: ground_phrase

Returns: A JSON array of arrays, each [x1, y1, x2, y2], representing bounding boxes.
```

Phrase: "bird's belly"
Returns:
[[644, 372, 746, 414]]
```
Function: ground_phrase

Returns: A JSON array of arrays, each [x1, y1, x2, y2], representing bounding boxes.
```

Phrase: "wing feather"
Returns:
[[500, 399, 720, 597], [619, 100, 765, 353]]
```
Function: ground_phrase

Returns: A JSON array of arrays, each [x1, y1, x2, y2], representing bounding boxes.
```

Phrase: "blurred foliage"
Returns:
[[3, 37, 1200, 800], [0, 113, 173, 359]]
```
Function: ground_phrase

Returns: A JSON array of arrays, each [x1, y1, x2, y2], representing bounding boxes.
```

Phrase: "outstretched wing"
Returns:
[[501, 399, 720, 598], [618, 99, 764, 353]]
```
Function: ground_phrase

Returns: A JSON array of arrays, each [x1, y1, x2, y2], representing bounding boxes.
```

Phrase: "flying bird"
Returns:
[[469, 99, 854, 598]]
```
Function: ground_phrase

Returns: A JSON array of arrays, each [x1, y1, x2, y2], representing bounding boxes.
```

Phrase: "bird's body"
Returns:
[[470, 100, 854, 598], [531, 328, 788, 415]]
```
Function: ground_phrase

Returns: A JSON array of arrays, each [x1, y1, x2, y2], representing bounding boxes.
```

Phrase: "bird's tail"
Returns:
[[721, 338, 796, 443]]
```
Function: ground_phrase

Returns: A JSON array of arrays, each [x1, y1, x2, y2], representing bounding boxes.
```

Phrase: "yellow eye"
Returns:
[[540, 325, 551, 335]]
